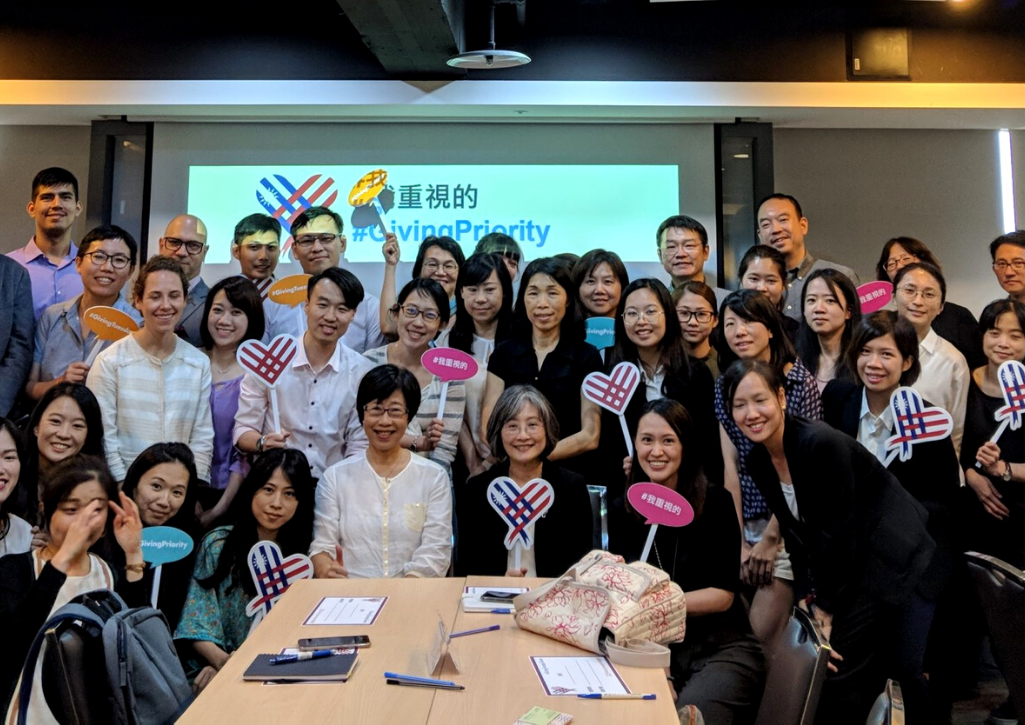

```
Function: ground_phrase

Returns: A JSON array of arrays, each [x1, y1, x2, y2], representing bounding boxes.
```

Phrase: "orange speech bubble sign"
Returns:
[[83, 306, 140, 340], [267, 274, 311, 308], [348, 169, 388, 207]]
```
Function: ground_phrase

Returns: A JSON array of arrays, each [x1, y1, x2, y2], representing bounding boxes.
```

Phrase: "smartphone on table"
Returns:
[[297, 635, 371, 651], [479, 591, 519, 603]]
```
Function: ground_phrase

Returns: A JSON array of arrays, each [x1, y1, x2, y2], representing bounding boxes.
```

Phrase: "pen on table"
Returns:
[[269, 649, 345, 665], [383, 672, 458, 686], [386, 679, 465, 691], [449, 624, 501, 639], [486, 608, 512, 614], [578, 693, 657, 700]]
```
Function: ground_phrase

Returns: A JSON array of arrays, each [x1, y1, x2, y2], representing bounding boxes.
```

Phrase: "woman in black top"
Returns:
[[723, 359, 935, 725], [483, 258, 603, 477], [457, 385, 591, 577], [609, 398, 764, 724]]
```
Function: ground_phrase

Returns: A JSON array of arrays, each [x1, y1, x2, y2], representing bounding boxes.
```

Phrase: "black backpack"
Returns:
[[16, 589, 192, 725]]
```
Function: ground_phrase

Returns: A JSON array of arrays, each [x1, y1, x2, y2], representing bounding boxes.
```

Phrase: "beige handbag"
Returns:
[[512, 550, 686, 668]]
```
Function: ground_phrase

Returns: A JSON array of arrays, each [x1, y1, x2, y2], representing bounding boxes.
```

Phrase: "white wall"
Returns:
[[0, 126, 90, 254], [773, 128, 1013, 316]]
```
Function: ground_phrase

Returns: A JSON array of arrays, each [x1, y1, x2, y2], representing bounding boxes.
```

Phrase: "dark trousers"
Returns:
[[674, 633, 766, 725], [890, 591, 936, 725]]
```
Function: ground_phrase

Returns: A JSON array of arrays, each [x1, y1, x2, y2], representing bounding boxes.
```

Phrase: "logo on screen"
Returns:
[[255, 174, 339, 258]]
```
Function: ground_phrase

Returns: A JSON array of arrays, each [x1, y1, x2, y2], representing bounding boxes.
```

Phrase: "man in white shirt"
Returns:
[[756, 194, 859, 320], [288, 206, 387, 353], [231, 213, 304, 341], [233, 267, 375, 479], [893, 262, 969, 455], [656, 215, 730, 307], [157, 214, 209, 347]]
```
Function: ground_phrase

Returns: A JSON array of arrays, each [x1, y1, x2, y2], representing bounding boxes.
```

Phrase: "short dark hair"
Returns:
[[133, 256, 189, 303], [41, 455, 117, 532], [846, 311, 921, 388], [233, 213, 282, 246], [486, 385, 559, 461], [475, 232, 522, 259], [412, 236, 466, 280], [289, 206, 344, 236], [200, 276, 266, 350], [893, 261, 946, 305], [393, 277, 451, 328], [308, 266, 364, 309], [628, 398, 707, 519], [32, 167, 79, 200], [78, 225, 139, 266], [514, 257, 585, 342], [356, 365, 422, 424], [757, 193, 804, 220], [979, 298, 1025, 341], [989, 230, 1025, 261], [720, 359, 786, 416], [121, 442, 200, 533], [449, 253, 514, 356], [671, 280, 718, 314], [875, 237, 940, 282], [571, 249, 629, 300], [796, 268, 862, 380], [656, 215, 708, 248], [717, 289, 797, 372], [738, 244, 788, 282]]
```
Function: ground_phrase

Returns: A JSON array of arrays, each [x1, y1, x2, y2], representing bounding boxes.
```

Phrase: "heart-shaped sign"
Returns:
[[422, 347, 480, 382], [857, 281, 894, 314], [884, 386, 953, 464], [83, 306, 140, 340], [996, 360, 1025, 429], [487, 477, 555, 550], [582, 362, 641, 415], [246, 541, 314, 622], [237, 334, 299, 388]]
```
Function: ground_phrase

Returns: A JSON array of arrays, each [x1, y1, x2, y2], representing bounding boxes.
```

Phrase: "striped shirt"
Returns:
[[363, 345, 466, 475], [87, 334, 214, 481]]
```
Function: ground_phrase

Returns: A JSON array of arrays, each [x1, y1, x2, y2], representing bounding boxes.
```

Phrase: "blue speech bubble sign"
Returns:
[[141, 526, 195, 566], [585, 317, 616, 350]]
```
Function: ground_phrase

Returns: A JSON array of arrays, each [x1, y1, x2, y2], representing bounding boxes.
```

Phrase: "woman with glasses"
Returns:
[[876, 237, 983, 369], [310, 365, 452, 579], [365, 278, 466, 476], [672, 281, 720, 379], [737, 245, 800, 343], [380, 236, 466, 338], [893, 262, 969, 455], [27, 225, 141, 401]]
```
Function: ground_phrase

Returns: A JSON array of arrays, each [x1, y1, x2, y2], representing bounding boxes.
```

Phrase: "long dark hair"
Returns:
[[608, 279, 692, 384], [513, 257, 585, 343], [198, 449, 315, 596], [571, 249, 629, 318], [449, 253, 513, 355], [200, 276, 266, 350], [0, 418, 25, 527], [627, 398, 707, 519], [717, 290, 797, 373], [121, 443, 201, 535], [40, 455, 118, 536], [796, 268, 862, 379]]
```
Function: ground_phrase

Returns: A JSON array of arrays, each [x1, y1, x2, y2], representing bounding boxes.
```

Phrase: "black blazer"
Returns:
[[821, 380, 960, 599], [455, 460, 593, 577], [0, 256, 34, 417], [745, 416, 936, 612]]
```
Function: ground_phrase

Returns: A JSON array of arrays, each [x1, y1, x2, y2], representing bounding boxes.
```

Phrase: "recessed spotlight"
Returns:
[[733, 153, 750, 159]]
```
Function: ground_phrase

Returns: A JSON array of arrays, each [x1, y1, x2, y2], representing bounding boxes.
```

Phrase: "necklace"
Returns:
[[0, 515, 9, 542], [652, 537, 679, 580]]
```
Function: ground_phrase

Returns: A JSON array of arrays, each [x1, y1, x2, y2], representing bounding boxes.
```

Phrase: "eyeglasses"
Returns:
[[82, 251, 131, 270], [993, 260, 1025, 273], [397, 304, 441, 322], [162, 237, 206, 255], [662, 242, 703, 256], [422, 260, 459, 274], [896, 285, 940, 303], [293, 233, 339, 249], [676, 309, 714, 323], [623, 306, 664, 324], [885, 254, 917, 273], [363, 404, 408, 419]]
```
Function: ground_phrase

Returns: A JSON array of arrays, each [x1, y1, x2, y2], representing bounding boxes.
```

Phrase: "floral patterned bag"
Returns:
[[512, 550, 686, 668]]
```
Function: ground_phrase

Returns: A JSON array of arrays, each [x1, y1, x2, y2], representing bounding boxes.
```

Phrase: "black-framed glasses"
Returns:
[[397, 304, 441, 322], [884, 254, 917, 273], [676, 309, 714, 323], [994, 260, 1025, 273], [293, 233, 339, 249], [162, 237, 206, 255], [82, 251, 131, 270]]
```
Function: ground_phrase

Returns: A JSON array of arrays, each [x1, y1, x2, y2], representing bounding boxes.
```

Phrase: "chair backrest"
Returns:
[[966, 551, 1025, 722], [586, 485, 608, 551], [865, 679, 905, 725], [754, 607, 831, 725]]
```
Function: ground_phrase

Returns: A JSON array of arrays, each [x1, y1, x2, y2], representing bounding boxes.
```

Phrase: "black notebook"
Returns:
[[243, 652, 360, 682]]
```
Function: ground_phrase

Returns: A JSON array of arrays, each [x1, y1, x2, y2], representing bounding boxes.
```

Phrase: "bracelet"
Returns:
[[125, 562, 146, 574]]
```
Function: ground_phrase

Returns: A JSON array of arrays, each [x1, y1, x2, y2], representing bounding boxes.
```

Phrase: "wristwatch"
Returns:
[[257, 435, 266, 453], [409, 439, 418, 453], [1003, 460, 1013, 482]]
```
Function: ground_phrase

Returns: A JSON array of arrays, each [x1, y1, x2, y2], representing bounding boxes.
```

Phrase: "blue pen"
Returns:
[[449, 624, 500, 638], [487, 608, 512, 614], [383, 672, 457, 687], [578, 693, 657, 700], [270, 649, 344, 665]]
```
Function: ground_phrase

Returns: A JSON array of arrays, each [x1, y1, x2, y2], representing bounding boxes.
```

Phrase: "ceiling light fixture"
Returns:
[[447, 1, 531, 70]]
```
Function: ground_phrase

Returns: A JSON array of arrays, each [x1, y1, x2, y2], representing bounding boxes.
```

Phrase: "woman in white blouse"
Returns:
[[310, 364, 452, 579], [87, 257, 214, 482]]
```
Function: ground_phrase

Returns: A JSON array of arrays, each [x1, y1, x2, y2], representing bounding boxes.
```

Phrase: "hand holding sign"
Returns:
[[246, 541, 313, 631], [973, 360, 1025, 469], [582, 362, 642, 456], [627, 482, 695, 563], [883, 387, 953, 468], [83, 306, 140, 366], [857, 281, 894, 314], [422, 347, 479, 416], [238, 335, 299, 434], [141, 526, 195, 609], [487, 477, 555, 571]]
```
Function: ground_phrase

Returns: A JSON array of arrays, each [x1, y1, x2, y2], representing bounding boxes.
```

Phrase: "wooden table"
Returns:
[[177, 576, 678, 724], [426, 576, 679, 725]]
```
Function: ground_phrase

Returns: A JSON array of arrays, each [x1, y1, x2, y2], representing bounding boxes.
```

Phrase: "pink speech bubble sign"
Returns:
[[627, 483, 695, 527], [421, 347, 479, 382], [857, 281, 893, 314]]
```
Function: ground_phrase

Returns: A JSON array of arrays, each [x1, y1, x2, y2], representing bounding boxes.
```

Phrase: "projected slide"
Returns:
[[186, 165, 679, 264]]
